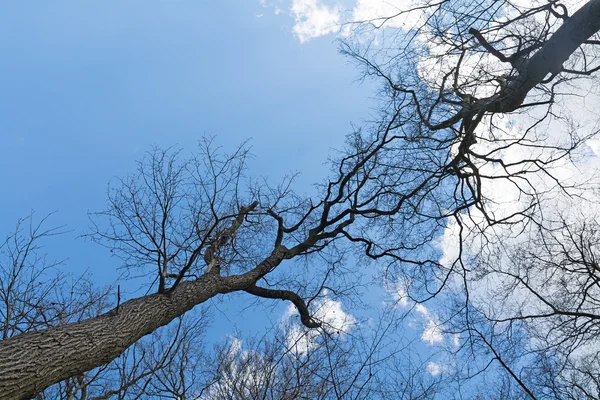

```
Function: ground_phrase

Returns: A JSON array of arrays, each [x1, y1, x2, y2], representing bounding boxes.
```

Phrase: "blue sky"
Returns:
[[0, 1, 384, 343], [2, 1, 542, 391], [0, 1, 376, 276]]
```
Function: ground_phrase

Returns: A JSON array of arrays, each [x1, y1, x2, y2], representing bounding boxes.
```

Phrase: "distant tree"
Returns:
[[2, 1, 600, 398]]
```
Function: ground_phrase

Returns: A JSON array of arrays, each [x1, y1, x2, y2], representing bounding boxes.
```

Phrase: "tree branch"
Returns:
[[244, 284, 321, 328]]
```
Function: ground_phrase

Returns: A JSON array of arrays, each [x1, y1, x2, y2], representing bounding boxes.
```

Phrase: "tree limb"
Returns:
[[244, 284, 321, 328]]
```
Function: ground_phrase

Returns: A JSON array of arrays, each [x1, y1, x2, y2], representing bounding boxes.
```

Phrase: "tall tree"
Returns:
[[2, 1, 600, 398], [342, 0, 600, 397]]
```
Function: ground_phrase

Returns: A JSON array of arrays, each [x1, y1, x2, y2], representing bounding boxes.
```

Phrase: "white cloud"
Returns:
[[386, 281, 447, 346], [426, 361, 442, 376], [422, 319, 443, 345], [452, 334, 460, 347], [415, 303, 429, 316], [437, 96, 600, 286], [200, 336, 269, 400], [350, 0, 419, 30], [387, 279, 409, 308], [413, 303, 445, 345], [282, 295, 357, 353], [430, 76, 600, 380], [315, 296, 357, 331], [261, 0, 422, 42], [586, 139, 600, 157], [286, 324, 319, 354], [290, 0, 341, 42], [227, 335, 243, 355]]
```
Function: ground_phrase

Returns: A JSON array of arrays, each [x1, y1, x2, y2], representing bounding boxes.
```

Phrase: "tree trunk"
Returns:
[[0, 275, 227, 400], [485, 0, 600, 112]]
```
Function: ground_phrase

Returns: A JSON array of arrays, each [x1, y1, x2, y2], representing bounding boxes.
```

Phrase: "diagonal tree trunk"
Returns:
[[0, 241, 296, 400], [0, 276, 225, 399], [484, 0, 600, 113]]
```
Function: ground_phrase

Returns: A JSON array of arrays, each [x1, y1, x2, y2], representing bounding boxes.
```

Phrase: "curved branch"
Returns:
[[244, 284, 321, 328]]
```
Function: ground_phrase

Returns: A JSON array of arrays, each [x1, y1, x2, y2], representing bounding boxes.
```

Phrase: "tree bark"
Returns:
[[483, 0, 600, 113], [0, 275, 227, 399], [0, 241, 289, 399], [3, 1, 600, 399]]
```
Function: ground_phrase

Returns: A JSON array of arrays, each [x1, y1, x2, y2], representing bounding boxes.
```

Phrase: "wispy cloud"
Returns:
[[290, 0, 341, 42], [262, 0, 423, 42], [282, 294, 357, 353], [426, 361, 442, 376]]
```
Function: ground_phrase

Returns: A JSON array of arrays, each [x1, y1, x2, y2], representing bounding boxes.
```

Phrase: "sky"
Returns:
[[5, 1, 594, 390], [0, 1, 376, 275], [0, 1, 392, 351], [0, 0, 536, 383]]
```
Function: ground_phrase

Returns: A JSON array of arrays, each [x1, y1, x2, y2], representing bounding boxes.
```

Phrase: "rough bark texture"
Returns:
[[0, 276, 225, 399], [2, 1, 600, 399], [0, 243, 288, 399]]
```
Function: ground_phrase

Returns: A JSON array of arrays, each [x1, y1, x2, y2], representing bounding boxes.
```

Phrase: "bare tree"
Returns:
[[442, 214, 600, 398], [0, 213, 111, 340], [0, 137, 364, 398], [340, 0, 600, 397], [0, 224, 438, 400], [194, 305, 447, 400], [2, 1, 600, 398]]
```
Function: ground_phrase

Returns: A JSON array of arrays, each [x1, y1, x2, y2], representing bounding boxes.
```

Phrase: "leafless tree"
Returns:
[[2, 1, 600, 398], [194, 305, 447, 400], [340, 0, 600, 397], [442, 214, 600, 398], [0, 213, 111, 340], [34, 313, 209, 400], [0, 218, 438, 400]]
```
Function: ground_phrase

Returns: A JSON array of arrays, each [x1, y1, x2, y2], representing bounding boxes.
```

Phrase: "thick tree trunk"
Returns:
[[485, 0, 600, 112], [0, 275, 227, 399], [0, 242, 287, 399]]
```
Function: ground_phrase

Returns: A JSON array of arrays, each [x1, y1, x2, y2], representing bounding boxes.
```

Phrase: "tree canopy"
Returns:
[[2, 0, 600, 398]]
